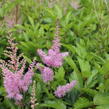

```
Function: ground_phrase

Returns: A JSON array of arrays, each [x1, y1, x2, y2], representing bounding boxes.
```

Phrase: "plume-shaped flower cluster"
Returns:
[[0, 37, 35, 101], [54, 80, 76, 98], [37, 36, 68, 68], [2, 64, 34, 101], [36, 63, 54, 83], [30, 81, 38, 109]]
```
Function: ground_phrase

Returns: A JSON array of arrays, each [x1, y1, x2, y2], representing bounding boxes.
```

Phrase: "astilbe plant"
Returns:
[[0, 36, 35, 102], [30, 80, 37, 109], [36, 63, 54, 83], [37, 21, 76, 97], [54, 80, 77, 98], [36, 21, 68, 83], [37, 21, 69, 68]]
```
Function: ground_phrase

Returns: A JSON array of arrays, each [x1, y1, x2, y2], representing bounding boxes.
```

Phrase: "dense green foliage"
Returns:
[[0, 0, 109, 109]]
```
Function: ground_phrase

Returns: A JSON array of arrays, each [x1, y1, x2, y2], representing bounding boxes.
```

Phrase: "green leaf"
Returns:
[[69, 72, 83, 88], [90, 53, 105, 64], [65, 56, 83, 88], [104, 79, 109, 91], [0, 87, 5, 95], [78, 58, 91, 78], [36, 82, 42, 100], [55, 66, 65, 80], [85, 70, 98, 88], [74, 97, 93, 109], [94, 93, 109, 105], [100, 60, 109, 74], [62, 44, 76, 54], [28, 16, 34, 27], [64, 11, 72, 25], [65, 56, 80, 74], [41, 100, 66, 109], [54, 5, 62, 19], [45, 8, 56, 19], [76, 40, 87, 58], [23, 55, 32, 63], [81, 88, 98, 97], [4, 99, 16, 109], [96, 105, 109, 109]]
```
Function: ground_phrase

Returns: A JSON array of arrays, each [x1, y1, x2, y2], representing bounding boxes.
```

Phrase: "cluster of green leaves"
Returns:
[[0, 0, 109, 109]]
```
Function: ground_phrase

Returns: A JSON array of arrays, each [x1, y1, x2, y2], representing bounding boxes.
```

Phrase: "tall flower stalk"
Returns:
[[30, 80, 37, 109], [0, 36, 35, 102], [37, 21, 69, 68]]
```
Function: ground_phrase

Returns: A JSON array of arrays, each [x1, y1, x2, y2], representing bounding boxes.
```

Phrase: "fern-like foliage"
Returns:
[[81, 88, 98, 97], [74, 97, 93, 109]]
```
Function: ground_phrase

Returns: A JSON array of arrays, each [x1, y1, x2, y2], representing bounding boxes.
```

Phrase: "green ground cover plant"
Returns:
[[0, 0, 109, 109]]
